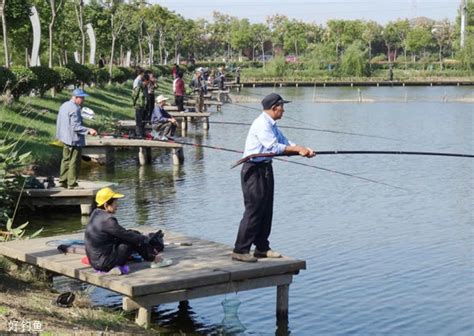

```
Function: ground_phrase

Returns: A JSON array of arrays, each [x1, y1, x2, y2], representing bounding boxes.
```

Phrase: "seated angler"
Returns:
[[151, 95, 178, 141], [85, 187, 165, 274]]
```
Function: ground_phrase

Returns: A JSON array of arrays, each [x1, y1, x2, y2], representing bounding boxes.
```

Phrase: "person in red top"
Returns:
[[173, 72, 185, 112]]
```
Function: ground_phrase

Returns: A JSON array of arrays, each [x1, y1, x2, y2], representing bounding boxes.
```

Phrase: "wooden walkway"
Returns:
[[85, 138, 184, 166], [22, 179, 114, 215], [117, 113, 211, 133], [241, 80, 474, 87], [0, 230, 306, 328]]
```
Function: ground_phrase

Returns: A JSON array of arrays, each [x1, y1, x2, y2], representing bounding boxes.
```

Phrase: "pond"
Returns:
[[26, 86, 473, 335]]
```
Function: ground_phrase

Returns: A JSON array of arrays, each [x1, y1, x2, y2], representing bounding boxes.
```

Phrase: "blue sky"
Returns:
[[151, 0, 461, 24]]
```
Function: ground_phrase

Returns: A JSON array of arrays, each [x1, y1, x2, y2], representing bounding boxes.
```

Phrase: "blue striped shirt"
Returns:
[[243, 112, 294, 162]]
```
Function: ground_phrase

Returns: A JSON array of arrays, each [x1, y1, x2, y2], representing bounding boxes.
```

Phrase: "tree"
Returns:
[[251, 23, 270, 65], [74, 0, 85, 64], [103, 0, 127, 79], [406, 25, 433, 62], [1, 0, 31, 67], [266, 14, 289, 54], [283, 20, 308, 56], [362, 20, 382, 65], [432, 20, 454, 69], [230, 18, 252, 60], [47, 0, 64, 68], [0, 0, 8, 67], [325, 20, 346, 57], [339, 41, 368, 77]]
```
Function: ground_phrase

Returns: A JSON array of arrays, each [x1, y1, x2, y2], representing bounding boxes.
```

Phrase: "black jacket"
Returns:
[[85, 208, 147, 270]]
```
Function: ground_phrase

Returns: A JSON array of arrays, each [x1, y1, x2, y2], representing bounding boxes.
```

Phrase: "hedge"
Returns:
[[30, 66, 61, 97], [66, 62, 93, 85], [53, 66, 76, 92], [0, 67, 15, 93], [10, 66, 38, 100]]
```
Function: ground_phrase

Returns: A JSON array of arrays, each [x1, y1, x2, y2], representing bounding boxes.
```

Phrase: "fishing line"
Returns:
[[172, 140, 407, 191], [225, 101, 403, 141]]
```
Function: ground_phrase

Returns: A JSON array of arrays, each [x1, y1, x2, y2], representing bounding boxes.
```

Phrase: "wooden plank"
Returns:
[[123, 274, 292, 311], [85, 138, 182, 149], [22, 179, 114, 197]]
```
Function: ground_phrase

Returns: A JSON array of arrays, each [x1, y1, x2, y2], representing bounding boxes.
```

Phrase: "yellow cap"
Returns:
[[95, 187, 124, 207]]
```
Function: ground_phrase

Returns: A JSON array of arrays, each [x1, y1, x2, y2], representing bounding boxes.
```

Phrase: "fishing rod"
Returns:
[[171, 140, 408, 191], [225, 101, 402, 141], [231, 151, 474, 169]]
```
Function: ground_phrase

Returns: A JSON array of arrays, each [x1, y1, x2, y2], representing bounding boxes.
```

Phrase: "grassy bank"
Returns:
[[0, 256, 162, 334]]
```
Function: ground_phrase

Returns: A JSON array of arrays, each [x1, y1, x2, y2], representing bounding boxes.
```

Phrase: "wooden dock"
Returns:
[[117, 112, 211, 133], [185, 99, 224, 111], [84, 138, 184, 166], [0, 229, 306, 328], [21, 179, 115, 215]]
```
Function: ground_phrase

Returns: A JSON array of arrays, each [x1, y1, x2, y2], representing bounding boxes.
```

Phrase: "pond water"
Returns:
[[27, 86, 473, 335]]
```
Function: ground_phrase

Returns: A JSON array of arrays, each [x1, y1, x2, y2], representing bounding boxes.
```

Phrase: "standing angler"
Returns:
[[232, 93, 316, 262], [56, 88, 97, 189]]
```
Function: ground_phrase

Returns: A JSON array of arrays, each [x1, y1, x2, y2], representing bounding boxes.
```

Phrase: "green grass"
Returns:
[[0, 78, 175, 169], [0, 305, 9, 315]]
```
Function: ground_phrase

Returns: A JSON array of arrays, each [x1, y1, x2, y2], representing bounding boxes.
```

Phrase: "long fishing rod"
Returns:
[[171, 140, 408, 191], [231, 151, 474, 169], [226, 101, 402, 141]]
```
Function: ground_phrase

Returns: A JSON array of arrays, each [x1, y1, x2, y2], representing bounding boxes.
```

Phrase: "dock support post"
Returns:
[[172, 148, 184, 165], [136, 307, 151, 329], [181, 119, 187, 131], [203, 117, 209, 130], [105, 147, 115, 165], [80, 203, 93, 216], [138, 147, 152, 165], [276, 284, 289, 321]]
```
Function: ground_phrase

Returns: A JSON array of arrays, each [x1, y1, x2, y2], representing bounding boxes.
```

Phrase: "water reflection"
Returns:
[[154, 300, 217, 334]]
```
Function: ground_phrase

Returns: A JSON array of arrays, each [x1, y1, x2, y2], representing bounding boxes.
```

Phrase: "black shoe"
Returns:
[[54, 292, 75, 308], [57, 244, 69, 254]]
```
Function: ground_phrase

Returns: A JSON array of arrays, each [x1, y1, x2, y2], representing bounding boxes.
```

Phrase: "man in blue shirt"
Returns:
[[56, 88, 97, 189], [232, 93, 316, 262], [151, 95, 177, 141]]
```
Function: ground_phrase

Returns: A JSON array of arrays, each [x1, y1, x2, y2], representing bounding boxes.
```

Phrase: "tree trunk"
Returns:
[[439, 46, 443, 70], [403, 48, 407, 70], [0, 2, 9, 68], [109, 35, 115, 84], [49, 16, 55, 68], [368, 42, 372, 71], [261, 42, 265, 68], [138, 36, 143, 66]]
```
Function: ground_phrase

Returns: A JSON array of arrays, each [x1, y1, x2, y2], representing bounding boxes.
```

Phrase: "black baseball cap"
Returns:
[[261, 93, 291, 109]]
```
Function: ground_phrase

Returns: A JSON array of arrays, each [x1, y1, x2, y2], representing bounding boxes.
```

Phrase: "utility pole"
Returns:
[[460, 0, 467, 48]]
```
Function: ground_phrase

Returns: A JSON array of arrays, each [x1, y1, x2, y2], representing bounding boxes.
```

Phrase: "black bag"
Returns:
[[149, 230, 164, 252]]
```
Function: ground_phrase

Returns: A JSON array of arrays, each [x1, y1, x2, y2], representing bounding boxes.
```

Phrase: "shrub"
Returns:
[[0, 67, 15, 92], [30, 66, 61, 97], [86, 65, 110, 86], [110, 66, 127, 83], [53, 67, 76, 92], [118, 67, 134, 81], [9, 66, 38, 99], [66, 62, 93, 85], [371, 54, 387, 63], [264, 56, 287, 77]]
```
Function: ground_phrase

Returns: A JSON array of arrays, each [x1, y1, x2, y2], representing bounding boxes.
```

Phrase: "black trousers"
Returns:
[[234, 161, 274, 254], [175, 95, 184, 111], [135, 107, 146, 137], [100, 242, 156, 272]]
